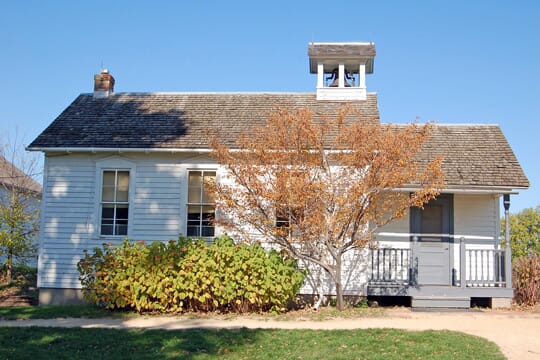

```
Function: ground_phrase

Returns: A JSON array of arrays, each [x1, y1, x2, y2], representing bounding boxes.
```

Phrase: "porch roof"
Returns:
[[409, 124, 529, 189]]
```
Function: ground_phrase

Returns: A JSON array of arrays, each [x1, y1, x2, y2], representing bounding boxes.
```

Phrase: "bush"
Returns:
[[513, 254, 540, 306], [77, 235, 304, 313]]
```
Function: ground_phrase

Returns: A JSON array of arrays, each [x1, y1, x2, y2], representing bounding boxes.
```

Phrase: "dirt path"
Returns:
[[1, 308, 539, 359]]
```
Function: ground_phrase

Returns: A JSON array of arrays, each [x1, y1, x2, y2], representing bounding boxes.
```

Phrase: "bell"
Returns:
[[329, 76, 351, 87]]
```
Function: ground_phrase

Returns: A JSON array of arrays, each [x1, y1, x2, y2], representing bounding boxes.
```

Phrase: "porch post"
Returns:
[[410, 235, 418, 285], [460, 237, 466, 288], [504, 194, 512, 288]]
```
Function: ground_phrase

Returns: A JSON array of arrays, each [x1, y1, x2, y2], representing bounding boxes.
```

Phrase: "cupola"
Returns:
[[308, 42, 376, 101]]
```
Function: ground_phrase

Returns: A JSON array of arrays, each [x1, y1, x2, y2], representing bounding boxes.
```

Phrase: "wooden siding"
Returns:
[[454, 194, 499, 242], [38, 155, 96, 288], [38, 155, 504, 295], [131, 162, 183, 240], [38, 153, 218, 289]]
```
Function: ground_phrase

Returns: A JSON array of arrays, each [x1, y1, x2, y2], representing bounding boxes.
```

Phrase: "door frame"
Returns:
[[410, 193, 454, 285]]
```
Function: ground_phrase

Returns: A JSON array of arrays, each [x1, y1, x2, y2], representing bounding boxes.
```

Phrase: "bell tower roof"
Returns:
[[308, 42, 376, 74]]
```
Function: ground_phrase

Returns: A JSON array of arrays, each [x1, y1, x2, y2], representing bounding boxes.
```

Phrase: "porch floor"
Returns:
[[367, 284, 513, 308]]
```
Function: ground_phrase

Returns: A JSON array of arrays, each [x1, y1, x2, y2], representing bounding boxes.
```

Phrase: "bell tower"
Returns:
[[308, 42, 376, 101]]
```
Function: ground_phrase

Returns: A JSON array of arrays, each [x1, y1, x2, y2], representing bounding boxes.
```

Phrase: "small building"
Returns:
[[28, 42, 528, 307], [0, 155, 42, 267]]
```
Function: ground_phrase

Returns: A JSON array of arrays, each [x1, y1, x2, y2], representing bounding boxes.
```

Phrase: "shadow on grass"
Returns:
[[0, 327, 261, 360], [0, 305, 121, 320], [0, 327, 505, 360]]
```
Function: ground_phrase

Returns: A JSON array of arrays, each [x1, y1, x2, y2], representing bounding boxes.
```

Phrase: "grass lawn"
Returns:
[[0, 327, 504, 360]]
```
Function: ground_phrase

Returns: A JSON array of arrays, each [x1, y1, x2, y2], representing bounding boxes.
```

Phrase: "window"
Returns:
[[276, 207, 291, 229], [100, 170, 130, 236], [275, 206, 303, 231], [187, 170, 216, 237]]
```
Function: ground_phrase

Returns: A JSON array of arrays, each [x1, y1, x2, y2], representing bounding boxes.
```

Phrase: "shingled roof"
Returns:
[[28, 93, 380, 150], [412, 124, 529, 188], [0, 155, 42, 194], [28, 92, 529, 189], [308, 42, 376, 74]]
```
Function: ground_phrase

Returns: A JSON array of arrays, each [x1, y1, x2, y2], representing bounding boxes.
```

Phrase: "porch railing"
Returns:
[[368, 234, 511, 288], [369, 248, 410, 285], [464, 248, 506, 287]]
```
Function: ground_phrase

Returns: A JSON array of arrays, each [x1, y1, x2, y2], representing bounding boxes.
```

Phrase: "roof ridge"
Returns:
[[384, 123, 501, 127], [80, 92, 378, 96]]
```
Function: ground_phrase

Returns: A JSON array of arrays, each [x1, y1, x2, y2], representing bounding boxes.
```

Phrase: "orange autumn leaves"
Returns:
[[208, 106, 444, 309], [210, 107, 443, 247]]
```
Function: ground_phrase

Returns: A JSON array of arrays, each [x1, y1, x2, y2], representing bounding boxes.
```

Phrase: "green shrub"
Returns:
[[77, 235, 304, 313], [513, 254, 540, 306]]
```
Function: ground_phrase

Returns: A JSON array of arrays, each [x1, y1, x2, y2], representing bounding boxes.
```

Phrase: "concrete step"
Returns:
[[412, 296, 470, 308]]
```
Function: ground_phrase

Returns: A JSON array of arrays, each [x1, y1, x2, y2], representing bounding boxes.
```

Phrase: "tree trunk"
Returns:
[[6, 250, 12, 284], [335, 255, 344, 311]]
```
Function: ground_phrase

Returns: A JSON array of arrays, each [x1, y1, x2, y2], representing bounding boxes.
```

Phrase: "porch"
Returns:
[[367, 235, 513, 308]]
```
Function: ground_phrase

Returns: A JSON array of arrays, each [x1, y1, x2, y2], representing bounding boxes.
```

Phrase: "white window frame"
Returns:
[[186, 169, 216, 239], [95, 156, 135, 238], [100, 169, 130, 236]]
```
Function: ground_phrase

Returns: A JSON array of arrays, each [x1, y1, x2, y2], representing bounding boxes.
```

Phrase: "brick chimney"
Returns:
[[93, 69, 115, 98]]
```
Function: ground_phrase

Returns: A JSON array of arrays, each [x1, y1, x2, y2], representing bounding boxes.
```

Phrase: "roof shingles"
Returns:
[[414, 125, 528, 188], [0, 155, 42, 194], [29, 93, 380, 149], [28, 92, 528, 188]]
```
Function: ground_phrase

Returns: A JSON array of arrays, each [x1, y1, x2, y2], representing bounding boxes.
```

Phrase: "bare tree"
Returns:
[[210, 107, 444, 310]]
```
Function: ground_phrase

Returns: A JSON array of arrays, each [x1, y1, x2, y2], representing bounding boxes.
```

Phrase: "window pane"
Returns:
[[102, 187, 115, 202], [188, 187, 201, 203], [203, 172, 216, 184], [101, 208, 114, 235], [116, 205, 129, 220], [116, 226, 127, 236], [201, 205, 215, 225], [116, 219, 128, 236], [101, 224, 113, 235], [102, 205, 115, 219], [202, 173, 216, 203], [201, 226, 214, 237], [189, 171, 202, 187], [117, 171, 129, 189], [116, 172, 130, 201], [102, 171, 115, 187], [187, 226, 200, 237], [116, 190, 128, 202], [188, 205, 201, 219], [202, 188, 214, 203], [422, 204, 443, 235]]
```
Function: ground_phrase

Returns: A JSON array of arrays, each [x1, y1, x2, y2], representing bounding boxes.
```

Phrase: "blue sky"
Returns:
[[1, 1, 538, 212]]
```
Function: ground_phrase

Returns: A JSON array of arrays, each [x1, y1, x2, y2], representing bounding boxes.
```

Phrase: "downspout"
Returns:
[[503, 194, 512, 288]]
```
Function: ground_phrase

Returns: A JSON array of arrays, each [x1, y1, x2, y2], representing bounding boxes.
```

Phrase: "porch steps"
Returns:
[[412, 296, 470, 308]]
